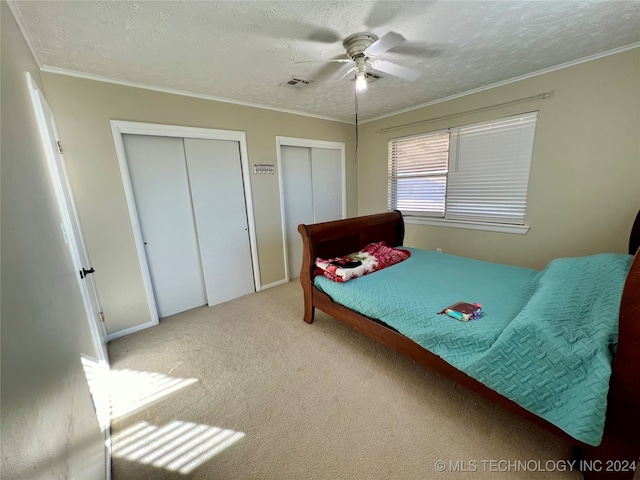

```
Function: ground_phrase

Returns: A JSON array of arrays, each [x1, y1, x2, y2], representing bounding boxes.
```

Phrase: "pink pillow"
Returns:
[[315, 242, 411, 282]]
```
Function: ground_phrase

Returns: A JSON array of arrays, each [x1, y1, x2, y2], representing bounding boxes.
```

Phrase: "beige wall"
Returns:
[[358, 49, 640, 269], [36, 48, 639, 337], [1, 3, 105, 479], [40, 74, 355, 334]]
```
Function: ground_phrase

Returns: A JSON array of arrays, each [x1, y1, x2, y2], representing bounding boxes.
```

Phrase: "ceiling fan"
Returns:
[[301, 31, 421, 91]]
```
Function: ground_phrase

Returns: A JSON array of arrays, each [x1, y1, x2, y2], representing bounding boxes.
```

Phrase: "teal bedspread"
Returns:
[[314, 248, 633, 446]]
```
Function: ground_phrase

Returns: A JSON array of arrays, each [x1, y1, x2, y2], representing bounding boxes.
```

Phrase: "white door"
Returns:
[[183, 138, 255, 305], [281, 145, 344, 279], [29, 77, 109, 363], [29, 76, 112, 480], [282, 146, 314, 279], [122, 135, 208, 318], [311, 147, 343, 223]]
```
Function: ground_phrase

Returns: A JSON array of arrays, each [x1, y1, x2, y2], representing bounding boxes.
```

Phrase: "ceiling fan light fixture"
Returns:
[[355, 71, 368, 92], [354, 54, 368, 92]]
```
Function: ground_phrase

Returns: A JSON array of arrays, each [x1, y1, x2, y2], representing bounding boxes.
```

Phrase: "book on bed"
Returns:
[[439, 301, 482, 322]]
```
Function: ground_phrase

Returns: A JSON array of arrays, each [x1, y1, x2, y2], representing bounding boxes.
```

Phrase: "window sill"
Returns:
[[403, 216, 530, 235]]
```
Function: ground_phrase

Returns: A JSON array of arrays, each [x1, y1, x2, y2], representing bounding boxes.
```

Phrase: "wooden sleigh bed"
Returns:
[[298, 210, 640, 479]]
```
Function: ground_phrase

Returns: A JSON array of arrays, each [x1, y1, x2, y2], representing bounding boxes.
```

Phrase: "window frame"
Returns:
[[387, 129, 450, 218], [387, 112, 537, 235]]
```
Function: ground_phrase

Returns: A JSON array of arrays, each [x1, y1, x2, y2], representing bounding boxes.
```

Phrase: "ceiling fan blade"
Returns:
[[305, 28, 342, 44], [365, 31, 406, 56], [365, 1, 403, 29], [295, 59, 351, 64], [370, 59, 421, 81], [339, 66, 356, 80], [310, 62, 353, 82]]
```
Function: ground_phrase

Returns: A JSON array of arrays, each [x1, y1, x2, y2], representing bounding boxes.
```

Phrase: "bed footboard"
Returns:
[[587, 250, 640, 477]]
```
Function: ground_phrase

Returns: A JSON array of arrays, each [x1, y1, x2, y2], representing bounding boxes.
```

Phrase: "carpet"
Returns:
[[108, 281, 584, 480]]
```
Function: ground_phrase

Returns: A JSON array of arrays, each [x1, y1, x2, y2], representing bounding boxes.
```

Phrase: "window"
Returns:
[[388, 112, 538, 230]]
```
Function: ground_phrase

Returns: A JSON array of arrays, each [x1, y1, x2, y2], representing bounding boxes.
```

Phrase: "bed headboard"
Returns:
[[296, 210, 405, 324], [297, 210, 404, 273]]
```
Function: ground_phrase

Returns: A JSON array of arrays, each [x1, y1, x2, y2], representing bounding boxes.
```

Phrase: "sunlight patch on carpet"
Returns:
[[112, 420, 245, 474], [110, 368, 199, 419]]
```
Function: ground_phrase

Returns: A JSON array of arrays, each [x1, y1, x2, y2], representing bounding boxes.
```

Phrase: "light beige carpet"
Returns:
[[108, 281, 586, 480]]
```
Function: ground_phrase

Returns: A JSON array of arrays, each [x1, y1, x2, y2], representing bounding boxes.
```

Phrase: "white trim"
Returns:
[[110, 123, 161, 331], [237, 134, 263, 292], [6, 0, 44, 69], [106, 319, 157, 342], [42, 66, 352, 125], [364, 43, 640, 124], [260, 279, 289, 290], [109, 120, 262, 338], [404, 216, 530, 235], [275, 144, 289, 283], [37, 43, 639, 127], [276, 136, 347, 283]]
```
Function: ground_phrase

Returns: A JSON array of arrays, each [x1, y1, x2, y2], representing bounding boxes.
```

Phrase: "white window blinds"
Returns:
[[446, 112, 537, 224], [387, 130, 449, 217], [387, 111, 538, 226]]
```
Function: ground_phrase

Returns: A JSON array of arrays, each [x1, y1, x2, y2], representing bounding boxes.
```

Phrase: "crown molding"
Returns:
[[363, 42, 640, 124], [8, 0, 347, 123], [39, 66, 352, 125], [9, 0, 638, 127]]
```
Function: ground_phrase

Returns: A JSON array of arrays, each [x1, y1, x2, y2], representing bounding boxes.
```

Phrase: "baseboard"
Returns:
[[259, 279, 289, 290], [107, 319, 157, 342]]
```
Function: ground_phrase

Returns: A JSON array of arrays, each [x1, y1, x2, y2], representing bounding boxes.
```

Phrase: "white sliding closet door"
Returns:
[[183, 138, 255, 306], [123, 134, 207, 318], [282, 146, 314, 280], [311, 147, 343, 223], [281, 145, 343, 279]]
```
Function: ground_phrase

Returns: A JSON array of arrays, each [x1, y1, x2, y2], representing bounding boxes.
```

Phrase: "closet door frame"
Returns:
[[110, 120, 261, 337], [276, 136, 346, 283]]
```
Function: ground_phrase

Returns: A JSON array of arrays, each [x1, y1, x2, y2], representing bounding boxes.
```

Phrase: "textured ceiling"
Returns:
[[12, 0, 640, 123]]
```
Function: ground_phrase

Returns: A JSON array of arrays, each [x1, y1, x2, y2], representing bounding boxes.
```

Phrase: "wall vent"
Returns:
[[280, 77, 313, 89]]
